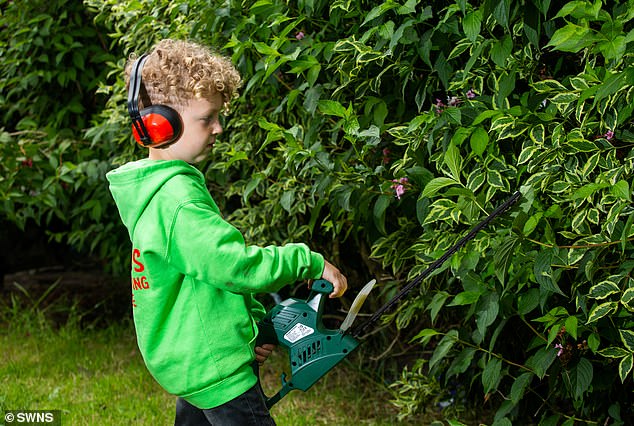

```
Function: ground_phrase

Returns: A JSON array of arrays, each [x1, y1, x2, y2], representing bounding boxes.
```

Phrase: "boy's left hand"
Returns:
[[255, 344, 276, 365]]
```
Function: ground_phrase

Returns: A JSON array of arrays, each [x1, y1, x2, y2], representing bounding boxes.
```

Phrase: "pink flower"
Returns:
[[434, 98, 445, 114], [447, 96, 461, 106], [395, 185, 405, 199], [466, 89, 476, 99], [555, 343, 563, 357], [603, 130, 614, 140], [391, 177, 409, 200], [295, 31, 305, 40]]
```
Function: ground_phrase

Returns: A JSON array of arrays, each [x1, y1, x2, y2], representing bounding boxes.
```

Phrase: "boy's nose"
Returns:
[[209, 120, 222, 135]]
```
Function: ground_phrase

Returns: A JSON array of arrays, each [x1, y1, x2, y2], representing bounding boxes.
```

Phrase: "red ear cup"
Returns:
[[132, 105, 183, 148]]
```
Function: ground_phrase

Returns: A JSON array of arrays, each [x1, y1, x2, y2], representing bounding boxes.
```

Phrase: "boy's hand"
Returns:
[[321, 260, 348, 298], [255, 344, 276, 365]]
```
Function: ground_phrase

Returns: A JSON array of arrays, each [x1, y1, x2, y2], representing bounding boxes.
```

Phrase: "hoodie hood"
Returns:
[[106, 159, 204, 237]]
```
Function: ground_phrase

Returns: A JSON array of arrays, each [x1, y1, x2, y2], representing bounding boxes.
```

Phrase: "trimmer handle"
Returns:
[[310, 279, 334, 294]]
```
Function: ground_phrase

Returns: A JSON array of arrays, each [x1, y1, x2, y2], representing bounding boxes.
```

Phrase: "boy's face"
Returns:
[[149, 93, 224, 164]]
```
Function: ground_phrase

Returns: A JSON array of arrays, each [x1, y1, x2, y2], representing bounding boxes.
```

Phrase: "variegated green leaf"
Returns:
[[621, 288, 634, 312], [529, 124, 545, 144], [500, 122, 529, 139], [567, 139, 598, 152], [567, 248, 585, 266], [518, 144, 538, 164], [466, 169, 486, 192], [423, 199, 456, 225], [550, 181, 570, 193], [606, 202, 626, 236], [620, 329, 634, 352], [570, 76, 590, 90], [450, 207, 461, 223], [598, 346, 629, 358], [581, 152, 600, 179], [532, 79, 567, 92], [490, 115, 515, 133], [586, 301, 618, 323], [588, 280, 621, 299], [487, 169, 505, 189], [587, 208, 600, 224], [572, 210, 587, 230], [551, 92, 578, 104], [575, 101, 585, 123], [619, 353, 633, 383]]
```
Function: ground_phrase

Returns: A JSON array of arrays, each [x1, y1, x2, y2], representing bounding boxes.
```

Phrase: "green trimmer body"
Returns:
[[257, 280, 359, 408]]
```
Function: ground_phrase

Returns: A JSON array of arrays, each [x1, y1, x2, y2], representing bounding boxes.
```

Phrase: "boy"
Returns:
[[106, 39, 348, 425]]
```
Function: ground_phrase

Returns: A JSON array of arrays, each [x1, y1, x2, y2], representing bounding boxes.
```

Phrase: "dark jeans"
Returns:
[[174, 382, 276, 426]]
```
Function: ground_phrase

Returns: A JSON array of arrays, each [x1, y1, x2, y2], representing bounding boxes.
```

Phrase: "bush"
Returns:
[[0, 0, 127, 271], [180, 1, 633, 423]]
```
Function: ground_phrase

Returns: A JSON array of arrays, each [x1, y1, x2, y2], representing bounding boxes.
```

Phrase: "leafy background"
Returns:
[[1, 0, 633, 424]]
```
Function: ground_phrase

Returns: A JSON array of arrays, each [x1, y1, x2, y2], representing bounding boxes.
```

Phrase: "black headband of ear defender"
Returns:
[[127, 54, 152, 146]]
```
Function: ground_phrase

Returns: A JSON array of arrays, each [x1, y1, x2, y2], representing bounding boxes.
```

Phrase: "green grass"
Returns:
[[0, 298, 439, 425]]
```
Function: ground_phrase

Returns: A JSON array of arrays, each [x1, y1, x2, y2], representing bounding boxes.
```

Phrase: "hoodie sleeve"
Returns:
[[165, 200, 324, 293]]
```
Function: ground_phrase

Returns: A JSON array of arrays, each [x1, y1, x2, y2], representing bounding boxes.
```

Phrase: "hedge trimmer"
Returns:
[[257, 191, 521, 408]]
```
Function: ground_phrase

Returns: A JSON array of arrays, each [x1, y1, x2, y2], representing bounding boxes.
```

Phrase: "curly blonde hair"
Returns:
[[126, 39, 242, 112]]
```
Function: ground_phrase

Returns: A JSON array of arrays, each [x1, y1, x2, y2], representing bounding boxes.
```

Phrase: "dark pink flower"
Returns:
[[447, 96, 461, 106], [434, 98, 445, 114], [466, 89, 476, 99], [555, 343, 563, 357], [391, 177, 409, 200]]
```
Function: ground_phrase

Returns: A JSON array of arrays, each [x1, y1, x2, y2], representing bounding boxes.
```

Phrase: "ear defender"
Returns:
[[127, 54, 183, 148]]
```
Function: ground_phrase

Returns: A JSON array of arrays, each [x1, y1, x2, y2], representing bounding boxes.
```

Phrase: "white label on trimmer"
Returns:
[[284, 323, 314, 343]]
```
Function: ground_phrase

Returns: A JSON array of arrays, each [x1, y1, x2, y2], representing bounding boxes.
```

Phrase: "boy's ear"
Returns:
[[127, 54, 183, 148]]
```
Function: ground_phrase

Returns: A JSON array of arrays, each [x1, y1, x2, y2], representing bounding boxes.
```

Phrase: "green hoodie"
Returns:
[[106, 159, 324, 408]]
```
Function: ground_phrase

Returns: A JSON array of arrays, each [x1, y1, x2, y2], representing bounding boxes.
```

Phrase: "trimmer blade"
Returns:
[[339, 279, 377, 332]]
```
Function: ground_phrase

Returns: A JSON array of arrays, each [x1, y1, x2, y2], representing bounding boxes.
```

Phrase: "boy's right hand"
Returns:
[[321, 260, 348, 298]]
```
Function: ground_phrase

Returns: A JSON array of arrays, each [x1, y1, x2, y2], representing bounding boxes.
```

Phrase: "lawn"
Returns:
[[0, 294, 444, 425]]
